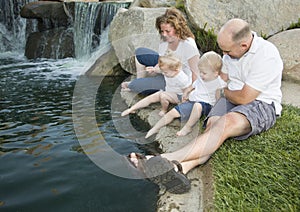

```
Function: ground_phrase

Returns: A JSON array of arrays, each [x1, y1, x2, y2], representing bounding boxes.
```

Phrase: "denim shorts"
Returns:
[[206, 98, 277, 140], [175, 101, 212, 121], [135, 47, 159, 67]]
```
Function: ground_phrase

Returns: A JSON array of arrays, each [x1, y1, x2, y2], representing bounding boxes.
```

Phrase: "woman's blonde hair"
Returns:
[[155, 8, 195, 40], [158, 53, 182, 71], [198, 51, 222, 73]]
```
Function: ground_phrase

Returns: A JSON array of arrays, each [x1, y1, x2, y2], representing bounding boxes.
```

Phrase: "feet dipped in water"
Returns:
[[176, 125, 192, 137], [128, 153, 191, 194]]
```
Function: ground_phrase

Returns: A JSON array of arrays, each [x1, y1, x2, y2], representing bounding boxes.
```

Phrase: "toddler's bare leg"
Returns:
[[177, 102, 202, 136], [121, 91, 162, 116], [145, 109, 181, 138], [159, 92, 179, 115]]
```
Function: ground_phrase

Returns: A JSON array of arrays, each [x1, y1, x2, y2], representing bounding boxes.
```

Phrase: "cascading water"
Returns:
[[0, 0, 36, 53]]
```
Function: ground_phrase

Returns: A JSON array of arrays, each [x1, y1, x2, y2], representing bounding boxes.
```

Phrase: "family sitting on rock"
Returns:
[[121, 8, 283, 194]]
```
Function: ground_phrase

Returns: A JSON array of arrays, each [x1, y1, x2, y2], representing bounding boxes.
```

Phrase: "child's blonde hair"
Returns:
[[158, 54, 182, 72], [198, 51, 222, 73]]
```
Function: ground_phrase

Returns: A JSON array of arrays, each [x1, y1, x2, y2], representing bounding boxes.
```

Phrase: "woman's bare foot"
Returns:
[[121, 82, 131, 91], [121, 108, 134, 116], [176, 126, 192, 137]]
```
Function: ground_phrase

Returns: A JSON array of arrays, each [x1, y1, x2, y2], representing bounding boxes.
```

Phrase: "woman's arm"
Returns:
[[187, 55, 200, 82]]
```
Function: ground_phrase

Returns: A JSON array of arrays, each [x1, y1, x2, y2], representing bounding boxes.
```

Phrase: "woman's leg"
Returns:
[[135, 56, 147, 78], [128, 75, 166, 95], [124, 47, 161, 93], [177, 102, 203, 136], [145, 108, 181, 138], [121, 91, 162, 116]]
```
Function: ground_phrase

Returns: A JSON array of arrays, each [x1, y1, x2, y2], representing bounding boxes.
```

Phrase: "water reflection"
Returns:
[[0, 55, 158, 211]]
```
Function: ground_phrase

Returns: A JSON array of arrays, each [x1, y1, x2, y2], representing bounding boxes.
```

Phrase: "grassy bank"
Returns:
[[211, 104, 300, 211]]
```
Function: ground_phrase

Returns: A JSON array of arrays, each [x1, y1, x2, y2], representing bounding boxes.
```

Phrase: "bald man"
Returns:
[[129, 18, 283, 193]]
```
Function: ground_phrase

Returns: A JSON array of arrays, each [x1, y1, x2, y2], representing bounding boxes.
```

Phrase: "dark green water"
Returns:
[[0, 54, 158, 212]]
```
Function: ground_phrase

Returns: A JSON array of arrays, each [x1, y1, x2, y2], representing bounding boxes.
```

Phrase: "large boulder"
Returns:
[[129, 0, 176, 8], [185, 0, 300, 37], [109, 7, 166, 74], [85, 48, 128, 76], [268, 29, 300, 83], [20, 1, 72, 30]]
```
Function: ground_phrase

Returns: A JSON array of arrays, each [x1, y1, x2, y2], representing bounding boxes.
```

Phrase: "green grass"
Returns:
[[211, 104, 300, 211]]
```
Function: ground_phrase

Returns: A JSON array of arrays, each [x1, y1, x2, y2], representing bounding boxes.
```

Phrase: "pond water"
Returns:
[[0, 53, 159, 212]]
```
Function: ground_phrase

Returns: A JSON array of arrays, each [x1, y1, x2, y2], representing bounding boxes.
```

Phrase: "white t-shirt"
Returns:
[[158, 37, 200, 79], [164, 71, 191, 95], [189, 76, 227, 105], [221, 32, 283, 115]]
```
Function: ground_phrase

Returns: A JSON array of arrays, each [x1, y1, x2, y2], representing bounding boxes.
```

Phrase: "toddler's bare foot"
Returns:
[[145, 128, 158, 138], [121, 108, 134, 116], [176, 126, 192, 137], [158, 110, 166, 117]]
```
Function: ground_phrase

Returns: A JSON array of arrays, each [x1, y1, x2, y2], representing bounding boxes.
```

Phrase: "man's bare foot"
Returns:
[[128, 153, 153, 168], [176, 126, 192, 137], [121, 108, 134, 116], [158, 110, 166, 117]]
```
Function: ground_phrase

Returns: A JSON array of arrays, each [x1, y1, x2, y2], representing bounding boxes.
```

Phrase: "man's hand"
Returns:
[[215, 87, 225, 100]]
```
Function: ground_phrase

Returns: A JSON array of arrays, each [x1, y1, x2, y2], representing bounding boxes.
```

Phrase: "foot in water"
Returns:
[[128, 153, 191, 194]]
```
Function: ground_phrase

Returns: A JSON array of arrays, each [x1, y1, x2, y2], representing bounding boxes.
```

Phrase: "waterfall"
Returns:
[[0, 0, 36, 53], [74, 2, 129, 60], [0, 0, 129, 60]]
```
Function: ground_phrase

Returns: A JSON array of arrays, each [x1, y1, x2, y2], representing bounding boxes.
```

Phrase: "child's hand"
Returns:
[[146, 66, 156, 74], [181, 93, 189, 102]]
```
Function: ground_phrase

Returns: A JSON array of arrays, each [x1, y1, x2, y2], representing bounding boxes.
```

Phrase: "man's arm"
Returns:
[[223, 84, 260, 105]]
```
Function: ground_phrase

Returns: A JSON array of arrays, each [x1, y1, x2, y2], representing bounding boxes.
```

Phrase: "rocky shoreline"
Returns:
[[120, 89, 210, 211]]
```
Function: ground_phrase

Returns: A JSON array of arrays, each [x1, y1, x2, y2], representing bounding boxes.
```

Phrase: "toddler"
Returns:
[[121, 54, 191, 117], [145, 51, 227, 138]]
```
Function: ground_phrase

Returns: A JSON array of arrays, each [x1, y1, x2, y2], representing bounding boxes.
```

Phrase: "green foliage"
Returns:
[[287, 18, 300, 30], [212, 104, 300, 211], [175, 0, 185, 11], [193, 23, 221, 55], [175, 1, 221, 54]]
